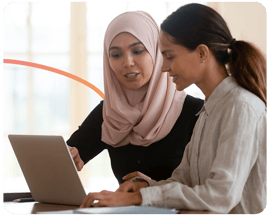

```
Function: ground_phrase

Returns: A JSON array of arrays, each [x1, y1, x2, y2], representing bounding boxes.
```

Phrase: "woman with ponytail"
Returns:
[[80, 3, 266, 214]]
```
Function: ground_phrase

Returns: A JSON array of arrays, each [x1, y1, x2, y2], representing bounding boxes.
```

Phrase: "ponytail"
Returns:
[[229, 41, 266, 105]]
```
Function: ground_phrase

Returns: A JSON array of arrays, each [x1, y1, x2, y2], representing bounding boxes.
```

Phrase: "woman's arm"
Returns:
[[67, 101, 106, 164], [80, 190, 143, 208], [140, 102, 266, 213], [79, 141, 193, 208]]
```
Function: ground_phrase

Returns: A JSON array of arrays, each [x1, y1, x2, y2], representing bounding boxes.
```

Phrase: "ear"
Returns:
[[196, 44, 209, 63]]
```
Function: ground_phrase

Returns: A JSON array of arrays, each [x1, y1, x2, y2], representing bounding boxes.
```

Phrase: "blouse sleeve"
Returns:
[[67, 101, 106, 164], [140, 102, 266, 213]]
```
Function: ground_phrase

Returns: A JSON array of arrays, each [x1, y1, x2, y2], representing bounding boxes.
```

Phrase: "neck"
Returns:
[[196, 63, 228, 100]]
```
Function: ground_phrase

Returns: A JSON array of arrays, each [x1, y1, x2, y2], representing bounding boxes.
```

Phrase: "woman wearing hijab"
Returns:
[[67, 11, 204, 184], [79, 4, 266, 214]]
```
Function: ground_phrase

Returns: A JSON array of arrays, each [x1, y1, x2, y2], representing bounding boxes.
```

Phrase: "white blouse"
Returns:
[[138, 76, 266, 214]]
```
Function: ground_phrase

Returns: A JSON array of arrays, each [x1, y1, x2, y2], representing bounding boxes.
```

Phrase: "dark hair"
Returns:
[[161, 3, 266, 105]]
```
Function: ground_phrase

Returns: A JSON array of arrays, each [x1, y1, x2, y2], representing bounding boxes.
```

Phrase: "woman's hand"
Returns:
[[122, 171, 151, 181], [80, 190, 142, 208], [68, 146, 84, 171], [116, 181, 149, 193]]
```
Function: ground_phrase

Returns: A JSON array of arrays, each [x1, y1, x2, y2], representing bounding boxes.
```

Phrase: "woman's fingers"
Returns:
[[81, 193, 100, 208], [117, 181, 134, 192], [80, 194, 93, 208], [122, 171, 138, 180], [68, 146, 76, 157], [93, 200, 107, 207], [81, 191, 143, 208], [117, 181, 149, 193], [81, 191, 111, 208], [74, 157, 84, 171], [122, 171, 151, 181], [68, 146, 84, 171]]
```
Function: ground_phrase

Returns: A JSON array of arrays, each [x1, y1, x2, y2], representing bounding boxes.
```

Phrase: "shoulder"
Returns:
[[98, 100, 104, 108], [223, 85, 266, 119], [86, 100, 104, 123], [92, 100, 104, 112]]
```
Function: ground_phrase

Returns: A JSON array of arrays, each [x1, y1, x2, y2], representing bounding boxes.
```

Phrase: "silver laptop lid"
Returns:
[[8, 135, 86, 206]]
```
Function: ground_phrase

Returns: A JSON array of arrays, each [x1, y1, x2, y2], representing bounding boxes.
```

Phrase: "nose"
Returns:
[[123, 53, 135, 68], [161, 60, 169, 73]]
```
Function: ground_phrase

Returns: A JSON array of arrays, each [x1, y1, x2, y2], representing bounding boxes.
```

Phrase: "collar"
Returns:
[[196, 76, 238, 116]]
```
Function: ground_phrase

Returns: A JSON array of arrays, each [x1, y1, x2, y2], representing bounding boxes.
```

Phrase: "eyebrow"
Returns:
[[161, 50, 174, 55], [109, 42, 143, 52], [161, 50, 170, 55]]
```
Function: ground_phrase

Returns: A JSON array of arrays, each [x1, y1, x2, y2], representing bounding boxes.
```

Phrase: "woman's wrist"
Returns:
[[132, 191, 143, 206]]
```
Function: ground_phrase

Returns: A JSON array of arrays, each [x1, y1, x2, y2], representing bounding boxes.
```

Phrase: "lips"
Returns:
[[169, 74, 178, 82], [125, 72, 139, 78]]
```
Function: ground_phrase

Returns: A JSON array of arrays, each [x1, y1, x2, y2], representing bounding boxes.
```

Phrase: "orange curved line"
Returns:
[[3, 59, 104, 99]]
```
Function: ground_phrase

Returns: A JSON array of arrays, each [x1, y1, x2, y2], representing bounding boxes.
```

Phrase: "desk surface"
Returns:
[[3, 201, 215, 214]]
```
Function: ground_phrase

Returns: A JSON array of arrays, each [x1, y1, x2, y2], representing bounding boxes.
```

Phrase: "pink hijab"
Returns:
[[101, 11, 187, 147]]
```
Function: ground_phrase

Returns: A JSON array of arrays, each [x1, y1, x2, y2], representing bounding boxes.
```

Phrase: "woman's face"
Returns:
[[109, 32, 154, 90], [159, 31, 204, 91]]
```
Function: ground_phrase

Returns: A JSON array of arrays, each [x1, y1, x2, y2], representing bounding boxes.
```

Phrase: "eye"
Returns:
[[166, 55, 174, 60], [111, 52, 122, 58], [133, 49, 144, 55]]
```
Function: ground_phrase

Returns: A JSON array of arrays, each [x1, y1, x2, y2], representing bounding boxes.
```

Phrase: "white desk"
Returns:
[[4, 201, 216, 214]]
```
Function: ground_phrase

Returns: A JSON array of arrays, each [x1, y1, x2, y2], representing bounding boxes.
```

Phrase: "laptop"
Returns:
[[8, 135, 87, 206]]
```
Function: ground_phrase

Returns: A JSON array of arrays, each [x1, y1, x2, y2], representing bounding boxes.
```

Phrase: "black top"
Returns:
[[67, 95, 204, 184]]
